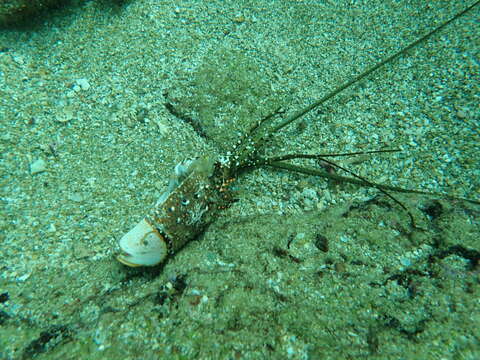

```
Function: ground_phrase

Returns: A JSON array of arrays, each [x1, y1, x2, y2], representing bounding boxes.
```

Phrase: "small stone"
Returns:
[[30, 158, 47, 175], [153, 119, 169, 135], [76, 78, 90, 91], [233, 15, 245, 23], [400, 257, 412, 267], [456, 110, 466, 119], [295, 233, 305, 241], [55, 110, 73, 123], [12, 55, 24, 65], [314, 234, 329, 252], [17, 273, 31, 282], [302, 188, 317, 200], [69, 193, 84, 203]]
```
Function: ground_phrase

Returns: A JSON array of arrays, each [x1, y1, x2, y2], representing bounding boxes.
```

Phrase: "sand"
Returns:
[[0, 1, 479, 359]]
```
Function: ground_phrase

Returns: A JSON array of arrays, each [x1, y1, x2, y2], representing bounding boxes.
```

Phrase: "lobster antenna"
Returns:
[[268, 161, 480, 206], [268, 1, 480, 135], [233, 1, 480, 168]]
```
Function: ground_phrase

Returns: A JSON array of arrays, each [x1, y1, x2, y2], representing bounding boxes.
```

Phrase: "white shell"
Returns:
[[117, 218, 168, 267]]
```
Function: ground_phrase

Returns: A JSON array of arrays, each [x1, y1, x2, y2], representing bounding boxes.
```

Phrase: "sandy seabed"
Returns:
[[1, 1, 479, 359]]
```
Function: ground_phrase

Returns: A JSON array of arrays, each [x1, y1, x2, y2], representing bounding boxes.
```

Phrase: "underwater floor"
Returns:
[[1, 1, 479, 359]]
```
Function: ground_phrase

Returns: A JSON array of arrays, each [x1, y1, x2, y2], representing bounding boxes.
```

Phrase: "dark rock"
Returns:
[[0, 0, 67, 25]]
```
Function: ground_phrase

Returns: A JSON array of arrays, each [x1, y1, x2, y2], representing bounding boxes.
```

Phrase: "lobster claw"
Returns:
[[116, 218, 168, 267]]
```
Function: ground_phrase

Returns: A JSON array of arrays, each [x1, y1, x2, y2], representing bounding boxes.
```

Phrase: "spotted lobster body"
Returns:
[[116, 3, 480, 267], [117, 157, 232, 267]]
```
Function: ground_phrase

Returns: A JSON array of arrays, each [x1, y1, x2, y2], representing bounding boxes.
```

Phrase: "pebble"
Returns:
[[153, 119, 169, 135], [456, 110, 466, 119], [400, 257, 412, 267], [56, 107, 74, 123], [233, 15, 245, 23], [12, 55, 25, 65], [295, 233, 306, 241], [30, 158, 47, 175], [75, 78, 91, 91], [68, 193, 84, 203]]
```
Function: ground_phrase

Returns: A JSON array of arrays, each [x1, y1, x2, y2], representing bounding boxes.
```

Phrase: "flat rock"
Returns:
[[30, 158, 47, 175]]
